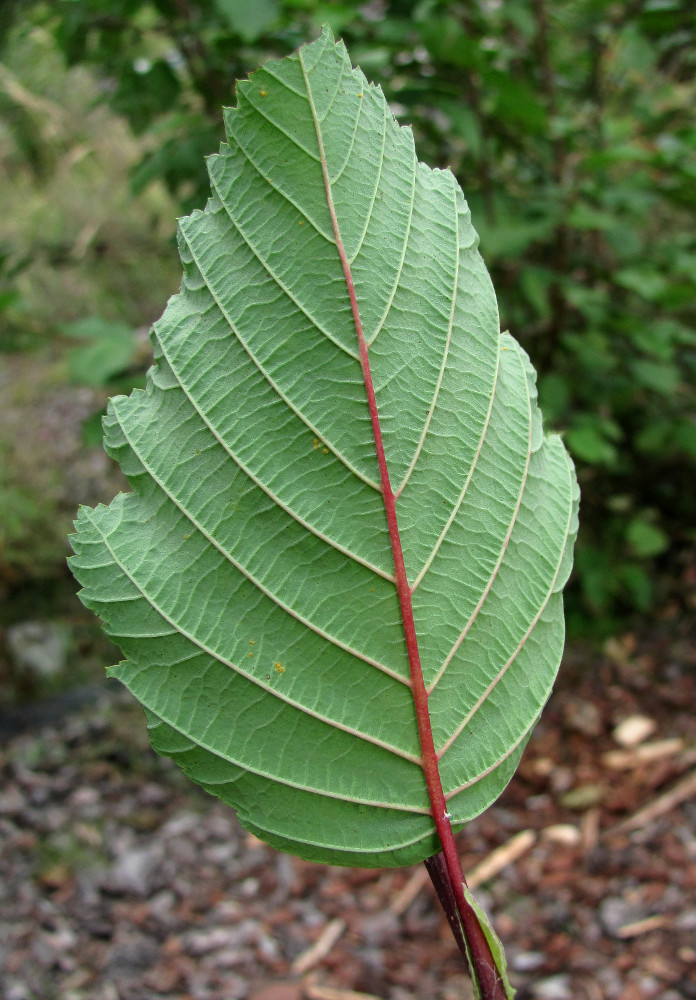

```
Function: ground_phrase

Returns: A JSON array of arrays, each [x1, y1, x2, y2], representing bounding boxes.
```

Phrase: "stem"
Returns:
[[424, 854, 470, 965], [301, 51, 508, 1000]]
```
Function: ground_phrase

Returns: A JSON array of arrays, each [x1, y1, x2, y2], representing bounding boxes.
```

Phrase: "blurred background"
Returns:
[[1, 3, 695, 1000]]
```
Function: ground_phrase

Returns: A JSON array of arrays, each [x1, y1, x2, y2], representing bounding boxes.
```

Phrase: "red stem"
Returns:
[[307, 70, 507, 1000]]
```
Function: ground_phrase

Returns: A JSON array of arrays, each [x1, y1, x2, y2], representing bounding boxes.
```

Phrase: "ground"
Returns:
[[1, 620, 695, 1000]]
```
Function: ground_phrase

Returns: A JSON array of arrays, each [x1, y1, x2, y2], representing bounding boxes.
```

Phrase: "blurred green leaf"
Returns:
[[63, 317, 137, 387], [110, 60, 181, 135], [618, 563, 653, 610], [626, 518, 670, 558], [616, 267, 668, 301], [631, 359, 681, 396], [565, 428, 617, 466], [216, 0, 279, 41]]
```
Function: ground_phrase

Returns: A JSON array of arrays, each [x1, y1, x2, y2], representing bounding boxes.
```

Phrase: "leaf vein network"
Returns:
[[86, 507, 420, 766], [409, 346, 502, 594], [258, 64, 309, 100], [317, 57, 349, 125], [328, 85, 363, 185], [152, 330, 390, 575], [437, 446, 575, 756], [208, 171, 359, 361], [225, 133, 335, 244], [346, 102, 388, 266], [114, 408, 408, 684], [364, 153, 416, 349], [241, 98, 320, 163], [426, 343, 533, 691], [176, 229, 382, 493], [395, 172, 459, 497]]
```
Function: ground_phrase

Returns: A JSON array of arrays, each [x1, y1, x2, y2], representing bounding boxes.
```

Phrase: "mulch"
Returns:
[[1, 620, 695, 1000]]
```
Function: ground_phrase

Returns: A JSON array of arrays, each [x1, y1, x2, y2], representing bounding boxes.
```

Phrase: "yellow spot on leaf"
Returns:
[[249, 639, 255, 645], [313, 437, 320, 450], [322, 447, 328, 454], [183, 534, 189, 540], [358, 92, 363, 98], [274, 661, 284, 674], [299, 220, 304, 226], [260, 90, 267, 97], [248, 652, 253, 658]]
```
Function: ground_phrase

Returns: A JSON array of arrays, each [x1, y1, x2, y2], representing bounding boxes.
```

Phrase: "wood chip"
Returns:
[[291, 918, 346, 975], [617, 914, 669, 938], [389, 867, 429, 915], [612, 714, 656, 748], [541, 824, 581, 846], [467, 829, 537, 887], [607, 768, 696, 834], [580, 807, 600, 852], [601, 738, 685, 770]]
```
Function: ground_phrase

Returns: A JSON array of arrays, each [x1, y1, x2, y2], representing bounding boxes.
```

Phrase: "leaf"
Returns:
[[216, 0, 279, 41], [463, 888, 516, 1000], [63, 316, 137, 387], [69, 28, 579, 869], [626, 518, 669, 558]]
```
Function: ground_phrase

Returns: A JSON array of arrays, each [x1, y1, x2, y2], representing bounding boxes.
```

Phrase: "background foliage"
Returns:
[[1, 0, 695, 635]]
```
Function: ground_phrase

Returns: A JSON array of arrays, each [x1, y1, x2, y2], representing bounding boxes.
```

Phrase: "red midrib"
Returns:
[[307, 73, 507, 999]]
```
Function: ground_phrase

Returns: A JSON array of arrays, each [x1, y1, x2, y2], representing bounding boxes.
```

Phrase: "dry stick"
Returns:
[[300, 51, 508, 1000], [292, 919, 347, 975], [606, 768, 696, 835]]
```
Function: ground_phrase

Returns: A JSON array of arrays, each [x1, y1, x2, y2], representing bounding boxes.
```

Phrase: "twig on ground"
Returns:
[[601, 738, 685, 770], [617, 915, 669, 938], [291, 918, 346, 975], [466, 830, 537, 887], [607, 768, 696, 834]]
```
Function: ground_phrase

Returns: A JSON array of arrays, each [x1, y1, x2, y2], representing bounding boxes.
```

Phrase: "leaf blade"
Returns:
[[69, 27, 578, 868]]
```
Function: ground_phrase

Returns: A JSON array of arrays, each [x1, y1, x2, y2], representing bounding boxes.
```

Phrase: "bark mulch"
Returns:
[[1, 621, 695, 1000]]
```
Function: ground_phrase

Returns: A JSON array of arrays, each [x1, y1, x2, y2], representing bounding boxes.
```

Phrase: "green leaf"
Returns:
[[631, 359, 681, 396], [63, 316, 137, 387], [216, 0, 279, 41], [463, 887, 516, 1000], [565, 416, 621, 466], [69, 29, 578, 869], [626, 518, 669, 558]]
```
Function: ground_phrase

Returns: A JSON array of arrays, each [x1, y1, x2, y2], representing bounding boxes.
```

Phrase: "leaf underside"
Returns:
[[69, 28, 579, 868]]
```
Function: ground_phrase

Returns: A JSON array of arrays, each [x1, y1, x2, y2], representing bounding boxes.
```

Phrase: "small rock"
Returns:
[[562, 696, 603, 737], [542, 824, 582, 846], [361, 910, 400, 946], [107, 842, 164, 896], [512, 950, 546, 972], [532, 974, 572, 1000], [6, 621, 67, 678], [612, 714, 657, 747], [675, 909, 696, 930], [599, 897, 644, 938], [107, 932, 159, 974], [185, 925, 254, 956], [0, 786, 25, 816]]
